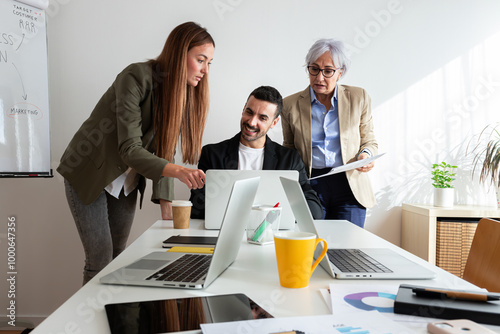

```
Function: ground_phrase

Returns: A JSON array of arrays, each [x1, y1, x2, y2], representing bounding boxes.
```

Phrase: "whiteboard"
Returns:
[[0, 0, 51, 177]]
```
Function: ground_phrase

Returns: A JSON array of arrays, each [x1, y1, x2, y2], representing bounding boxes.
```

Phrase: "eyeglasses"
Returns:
[[307, 66, 340, 78]]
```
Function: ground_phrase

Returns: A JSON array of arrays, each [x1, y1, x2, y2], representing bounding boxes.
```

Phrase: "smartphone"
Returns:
[[427, 319, 496, 334]]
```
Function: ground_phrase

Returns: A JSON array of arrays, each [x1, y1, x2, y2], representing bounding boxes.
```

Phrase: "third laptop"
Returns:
[[204, 170, 299, 230], [279, 177, 436, 280]]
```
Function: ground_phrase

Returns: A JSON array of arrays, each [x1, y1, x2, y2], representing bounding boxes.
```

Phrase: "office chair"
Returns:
[[462, 218, 500, 292]]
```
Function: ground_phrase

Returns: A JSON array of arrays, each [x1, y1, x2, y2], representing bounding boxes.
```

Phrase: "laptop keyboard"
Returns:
[[146, 254, 211, 282], [327, 249, 393, 273]]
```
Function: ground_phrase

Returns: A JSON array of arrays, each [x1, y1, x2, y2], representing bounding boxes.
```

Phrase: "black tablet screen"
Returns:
[[105, 293, 273, 334]]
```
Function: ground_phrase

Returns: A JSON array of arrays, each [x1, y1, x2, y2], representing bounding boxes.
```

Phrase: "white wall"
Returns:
[[1, 0, 500, 325]]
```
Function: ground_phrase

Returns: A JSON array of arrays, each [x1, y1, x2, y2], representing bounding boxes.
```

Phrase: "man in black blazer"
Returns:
[[190, 86, 322, 219]]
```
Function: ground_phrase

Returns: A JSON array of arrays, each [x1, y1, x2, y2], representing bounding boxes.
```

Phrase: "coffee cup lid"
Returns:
[[171, 200, 192, 207]]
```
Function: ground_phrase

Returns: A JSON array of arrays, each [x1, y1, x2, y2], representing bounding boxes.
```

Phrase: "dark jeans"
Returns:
[[310, 168, 366, 228], [64, 179, 137, 285]]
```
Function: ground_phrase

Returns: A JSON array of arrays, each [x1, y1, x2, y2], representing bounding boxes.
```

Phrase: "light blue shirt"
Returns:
[[310, 86, 343, 169]]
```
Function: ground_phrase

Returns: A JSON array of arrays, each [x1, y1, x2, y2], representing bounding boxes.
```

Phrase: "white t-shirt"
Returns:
[[238, 142, 264, 170]]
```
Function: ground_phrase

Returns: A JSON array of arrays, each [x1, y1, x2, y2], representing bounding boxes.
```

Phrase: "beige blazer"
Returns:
[[281, 85, 377, 208]]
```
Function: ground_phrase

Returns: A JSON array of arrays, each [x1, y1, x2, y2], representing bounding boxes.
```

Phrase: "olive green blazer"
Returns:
[[57, 62, 173, 206], [281, 85, 378, 208]]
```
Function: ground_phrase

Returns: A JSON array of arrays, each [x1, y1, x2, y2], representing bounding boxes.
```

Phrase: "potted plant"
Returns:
[[431, 161, 457, 207], [470, 123, 500, 208]]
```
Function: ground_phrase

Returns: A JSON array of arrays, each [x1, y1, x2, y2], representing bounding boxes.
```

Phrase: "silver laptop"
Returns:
[[279, 177, 436, 280], [204, 170, 299, 230], [100, 177, 260, 289]]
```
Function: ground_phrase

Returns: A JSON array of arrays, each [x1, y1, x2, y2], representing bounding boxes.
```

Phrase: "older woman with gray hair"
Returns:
[[281, 38, 378, 228]]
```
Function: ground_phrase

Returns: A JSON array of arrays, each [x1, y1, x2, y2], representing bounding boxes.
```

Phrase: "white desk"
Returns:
[[31, 220, 500, 333]]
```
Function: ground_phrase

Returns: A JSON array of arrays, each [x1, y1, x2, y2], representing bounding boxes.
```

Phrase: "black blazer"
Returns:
[[189, 132, 322, 219]]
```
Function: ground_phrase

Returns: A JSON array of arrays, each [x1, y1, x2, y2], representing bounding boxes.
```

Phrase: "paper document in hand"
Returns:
[[310, 153, 385, 180]]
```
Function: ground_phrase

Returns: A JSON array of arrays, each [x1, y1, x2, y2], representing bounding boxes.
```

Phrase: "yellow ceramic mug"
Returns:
[[274, 231, 328, 288]]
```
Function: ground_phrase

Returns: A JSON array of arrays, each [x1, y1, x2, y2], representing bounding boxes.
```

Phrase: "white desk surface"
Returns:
[[31, 220, 500, 333]]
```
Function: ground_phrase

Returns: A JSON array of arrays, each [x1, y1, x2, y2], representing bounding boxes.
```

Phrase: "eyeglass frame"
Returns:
[[307, 65, 341, 78]]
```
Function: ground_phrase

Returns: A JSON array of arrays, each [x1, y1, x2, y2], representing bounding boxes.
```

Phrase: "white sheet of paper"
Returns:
[[328, 283, 441, 331], [201, 311, 417, 334], [309, 153, 386, 180]]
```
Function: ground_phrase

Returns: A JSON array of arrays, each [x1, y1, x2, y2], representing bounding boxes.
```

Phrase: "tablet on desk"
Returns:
[[104, 293, 273, 334]]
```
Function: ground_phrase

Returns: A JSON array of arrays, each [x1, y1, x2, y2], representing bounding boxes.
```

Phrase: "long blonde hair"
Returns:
[[150, 22, 214, 164]]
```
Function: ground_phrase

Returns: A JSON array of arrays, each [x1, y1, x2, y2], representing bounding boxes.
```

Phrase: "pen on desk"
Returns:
[[270, 331, 305, 334], [412, 287, 500, 302]]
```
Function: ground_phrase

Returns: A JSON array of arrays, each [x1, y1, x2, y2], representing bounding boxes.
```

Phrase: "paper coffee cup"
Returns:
[[171, 200, 192, 229]]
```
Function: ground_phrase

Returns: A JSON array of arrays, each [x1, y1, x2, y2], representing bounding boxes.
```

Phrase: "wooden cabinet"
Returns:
[[401, 204, 500, 266]]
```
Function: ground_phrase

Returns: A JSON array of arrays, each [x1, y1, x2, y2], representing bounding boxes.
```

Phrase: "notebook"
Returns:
[[99, 177, 260, 289], [204, 170, 299, 230], [279, 177, 436, 280], [162, 235, 217, 248], [394, 284, 500, 326]]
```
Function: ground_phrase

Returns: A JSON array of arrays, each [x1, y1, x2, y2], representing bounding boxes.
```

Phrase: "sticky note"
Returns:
[[167, 246, 214, 254]]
